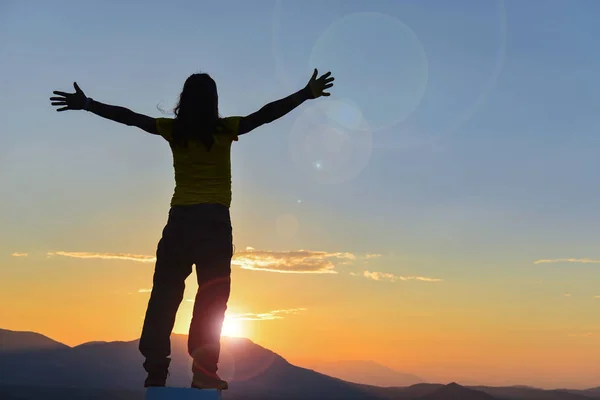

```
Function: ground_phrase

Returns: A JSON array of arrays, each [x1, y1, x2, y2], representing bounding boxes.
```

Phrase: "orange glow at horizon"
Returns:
[[220, 315, 244, 338], [173, 313, 246, 338], [1, 250, 599, 390]]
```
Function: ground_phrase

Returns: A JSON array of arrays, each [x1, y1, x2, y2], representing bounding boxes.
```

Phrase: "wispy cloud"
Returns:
[[594, 296, 600, 300], [232, 247, 354, 274], [564, 293, 572, 297], [11, 252, 28, 257], [47, 251, 156, 263], [364, 253, 382, 259], [138, 288, 152, 293], [362, 253, 382, 264], [229, 308, 307, 321], [362, 270, 443, 283], [533, 258, 600, 265], [46, 247, 358, 274], [181, 303, 307, 321]]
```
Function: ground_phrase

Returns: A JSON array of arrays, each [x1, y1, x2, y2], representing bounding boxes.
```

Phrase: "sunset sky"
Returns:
[[1, 0, 599, 390]]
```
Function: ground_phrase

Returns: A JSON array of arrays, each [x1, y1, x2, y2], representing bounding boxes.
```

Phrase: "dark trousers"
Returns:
[[139, 203, 233, 376]]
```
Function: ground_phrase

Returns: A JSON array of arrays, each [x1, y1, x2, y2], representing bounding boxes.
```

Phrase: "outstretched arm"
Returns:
[[50, 82, 158, 135], [238, 69, 334, 136]]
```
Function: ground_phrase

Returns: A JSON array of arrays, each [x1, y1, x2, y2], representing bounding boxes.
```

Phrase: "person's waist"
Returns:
[[169, 202, 231, 222], [173, 180, 231, 192], [171, 202, 230, 212]]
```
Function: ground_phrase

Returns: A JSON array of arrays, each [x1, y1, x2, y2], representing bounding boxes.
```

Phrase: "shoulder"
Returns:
[[216, 116, 242, 142], [156, 117, 175, 140]]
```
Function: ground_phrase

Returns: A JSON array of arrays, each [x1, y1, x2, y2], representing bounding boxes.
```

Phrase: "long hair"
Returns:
[[172, 73, 221, 150]]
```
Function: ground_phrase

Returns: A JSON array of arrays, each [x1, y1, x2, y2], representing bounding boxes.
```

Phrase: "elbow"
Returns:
[[121, 109, 137, 126], [258, 106, 277, 125], [252, 109, 272, 127]]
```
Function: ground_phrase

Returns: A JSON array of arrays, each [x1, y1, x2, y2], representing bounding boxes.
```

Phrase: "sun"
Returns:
[[221, 315, 244, 338], [173, 312, 246, 337]]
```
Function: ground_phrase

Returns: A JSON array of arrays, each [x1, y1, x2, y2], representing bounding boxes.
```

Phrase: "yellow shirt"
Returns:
[[156, 116, 240, 208]]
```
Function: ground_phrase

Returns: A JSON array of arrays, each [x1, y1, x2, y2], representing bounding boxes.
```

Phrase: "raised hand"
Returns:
[[305, 69, 334, 99], [50, 82, 87, 111]]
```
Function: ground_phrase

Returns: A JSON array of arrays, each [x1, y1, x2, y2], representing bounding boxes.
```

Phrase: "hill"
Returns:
[[0, 330, 381, 399], [417, 382, 497, 399], [306, 359, 423, 387], [1, 328, 599, 400], [0, 328, 69, 353]]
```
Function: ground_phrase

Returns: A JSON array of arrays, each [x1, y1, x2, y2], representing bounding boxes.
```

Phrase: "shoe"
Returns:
[[143, 357, 171, 387], [144, 370, 169, 387], [191, 372, 228, 390]]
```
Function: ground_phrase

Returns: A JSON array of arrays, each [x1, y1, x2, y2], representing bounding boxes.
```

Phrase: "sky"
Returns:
[[1, 0, 599, 390]]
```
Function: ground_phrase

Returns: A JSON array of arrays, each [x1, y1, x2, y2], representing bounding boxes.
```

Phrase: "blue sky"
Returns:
[[1, 1, 600, 384], [2, 0, 600, 273]]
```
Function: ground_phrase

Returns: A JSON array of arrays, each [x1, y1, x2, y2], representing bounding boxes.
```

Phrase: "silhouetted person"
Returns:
[[49, 69, 334, 390]]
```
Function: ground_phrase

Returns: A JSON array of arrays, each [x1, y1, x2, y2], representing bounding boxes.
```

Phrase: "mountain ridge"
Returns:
[[0, 328, 70, 352], [417, 382, 497, 399], [305, 359, 423, 387], [1, 328, 598, 400]]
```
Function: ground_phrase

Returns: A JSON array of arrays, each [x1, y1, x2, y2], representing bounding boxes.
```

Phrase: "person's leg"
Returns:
[[139, 208, 194, 387], [188, 206, 233, 389], [189, 273, 231, 373]]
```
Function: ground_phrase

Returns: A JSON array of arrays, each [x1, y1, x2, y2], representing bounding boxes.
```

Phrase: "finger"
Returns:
[[74, 82, 82, 93], [51, 101, 67, 106], [57, 107, 69, 112], [311, 68, 318, 81], [322, 92, 331, 96], [324, 83, 333, 89], [50, 97, 66, 101], [320, 71, 332, 80], [324, 77, 335, 83], [53, 91, 70, 96]]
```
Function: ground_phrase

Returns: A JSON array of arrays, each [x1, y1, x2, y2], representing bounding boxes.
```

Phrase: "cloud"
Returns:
[[533, 258, 600, 265], [564, 293, 572, 297], [47, 251, 156, 263], [48, 247, 392, 277], [229, 308, 308, 321], [11, 252, 28, 257], [181, 303, 307, 321], [138, 288, 152, 293], [594, 296, 600, 300], [364, 253, 382, 259], [362, 270, 443, 283], [45, 247, 359, 274], [231, 247, 355, 274]]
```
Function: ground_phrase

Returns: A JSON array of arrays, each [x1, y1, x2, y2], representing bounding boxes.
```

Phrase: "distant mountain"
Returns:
[[471, 385, 600, 400], [418, 382, 498, 399], [0, 329, 382, 400], [562, 388, 600, 400], [358, 382, 445, 399], [1, 328, 598, 400], [343, 381, 600, 400], [306, 359, 423, 387], [0, 328, 69, 353]]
